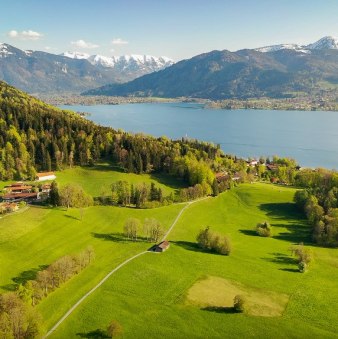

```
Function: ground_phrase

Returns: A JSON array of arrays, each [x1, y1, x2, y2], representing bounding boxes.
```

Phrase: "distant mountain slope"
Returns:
[[0, 43, 174, 94], [84, 36, 338, 99]]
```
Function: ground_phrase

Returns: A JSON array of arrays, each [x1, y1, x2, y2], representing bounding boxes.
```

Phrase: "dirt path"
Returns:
[[44, 196, 209, 338]]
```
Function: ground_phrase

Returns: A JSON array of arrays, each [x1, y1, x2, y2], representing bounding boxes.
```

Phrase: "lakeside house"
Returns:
[[36, 172, 56, 181], [247, 159, 259, 167]]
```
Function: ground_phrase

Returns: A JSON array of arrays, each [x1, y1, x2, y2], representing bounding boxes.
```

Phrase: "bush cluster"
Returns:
[[196, 226, 231, 255], [256, 221, 272, 237]]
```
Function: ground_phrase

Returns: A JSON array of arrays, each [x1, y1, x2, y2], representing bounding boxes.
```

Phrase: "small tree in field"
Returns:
[[290, 242, 312, 272], [107, 320, 123, 337], [256, 221, 272, 237], [233, 294, 247, 313]]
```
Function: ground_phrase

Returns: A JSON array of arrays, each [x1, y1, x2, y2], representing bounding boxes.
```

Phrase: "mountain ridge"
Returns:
[[83, 36, 338, 99], [0, 43, 174, 94]]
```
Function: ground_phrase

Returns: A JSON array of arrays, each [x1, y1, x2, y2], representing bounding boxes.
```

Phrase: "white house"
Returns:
[[35, 172, 56, 181]]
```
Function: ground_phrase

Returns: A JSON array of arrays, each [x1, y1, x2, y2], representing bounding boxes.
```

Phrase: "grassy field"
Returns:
[[55, 162, 186, 197], [49, 183, 338, 338], [1, 171, 338, 338]]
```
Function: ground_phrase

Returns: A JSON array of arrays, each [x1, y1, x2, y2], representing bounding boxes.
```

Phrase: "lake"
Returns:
[[60, 103, 338, 169]]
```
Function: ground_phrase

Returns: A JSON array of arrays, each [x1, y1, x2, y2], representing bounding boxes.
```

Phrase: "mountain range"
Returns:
[[0, 43, 173, 93], [84, 36, 338, 99]]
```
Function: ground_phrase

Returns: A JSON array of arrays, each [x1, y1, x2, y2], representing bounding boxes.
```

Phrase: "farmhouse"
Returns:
[[153, 240, 170, 252], [215, 172, 229, 183], [2, 192, 40, 202], [41, 184, 52, 193], [36, 172, 56, 181], [4, 183, 33, 193]]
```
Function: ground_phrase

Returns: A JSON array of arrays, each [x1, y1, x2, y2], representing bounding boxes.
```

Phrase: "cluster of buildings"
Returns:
[[0, 172, 56, 214]]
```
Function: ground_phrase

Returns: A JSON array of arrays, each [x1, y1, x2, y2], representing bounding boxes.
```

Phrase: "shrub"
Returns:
[[298, 261, 308, 273], [233, 294, 247, 313], [216, 236, 232, 256], [290, 243, 312, 272], [256, 221, 272, 237], [107, 320, 123, 337], [196, 227, 231, 255]]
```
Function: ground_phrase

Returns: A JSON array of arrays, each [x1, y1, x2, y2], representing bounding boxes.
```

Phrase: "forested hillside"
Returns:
[[0, 81, 226, 184]]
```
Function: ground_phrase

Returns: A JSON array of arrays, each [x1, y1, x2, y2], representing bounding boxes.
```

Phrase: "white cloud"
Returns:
[[111, 38, 128, 45], [71, 39, 99, 49], [7, 30, 43, 40]]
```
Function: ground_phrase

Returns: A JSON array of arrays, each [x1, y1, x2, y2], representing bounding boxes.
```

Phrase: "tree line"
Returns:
[[0, 247, 94, 338], [124, 217, 164, 242], [294, 168, 338, 247]]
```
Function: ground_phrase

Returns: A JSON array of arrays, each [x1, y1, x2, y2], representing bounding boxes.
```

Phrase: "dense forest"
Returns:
[[0, 81, 237, 189]]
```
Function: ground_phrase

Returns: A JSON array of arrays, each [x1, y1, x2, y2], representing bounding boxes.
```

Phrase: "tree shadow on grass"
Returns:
[[239, 229, 258, 237], [261, 252, 301, 273], [64, 214, 80, 221], [261, 252, 297, 266], [171, 241, 204, 253], [172, 241, 224, 256], [259, 202, 301, 220], [272, 223, 311, 244], [259, 202, 311, 244], [279, 268, 300, 273], [92, 232, 148, 243], [201, 306, 236, 314], [150, 173, 186, 191], [76, 329, 109, 338], [1, 264, 48, 291]]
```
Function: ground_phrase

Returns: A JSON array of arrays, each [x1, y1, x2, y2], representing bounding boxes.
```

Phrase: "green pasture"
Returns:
[[1, 172, 338, 338], [48, 183, 338, 338], [55, 163, 185, 197]]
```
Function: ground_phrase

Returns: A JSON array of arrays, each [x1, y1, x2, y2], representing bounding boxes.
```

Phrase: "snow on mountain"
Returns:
[[0, 43, 14, 58], [306, 36, 338, 50], [256, 36, 338, 53], [60, 51, 174, 71], [255, 43, 303, 53], [61, 51, 90, 59]]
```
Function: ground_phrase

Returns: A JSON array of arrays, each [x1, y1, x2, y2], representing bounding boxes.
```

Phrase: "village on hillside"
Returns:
[[0, 172, 56, 216]]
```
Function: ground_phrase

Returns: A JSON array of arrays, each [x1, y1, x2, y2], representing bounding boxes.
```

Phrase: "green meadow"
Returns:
[[55, 163, 185, 197], [1, 167, 338, 338]]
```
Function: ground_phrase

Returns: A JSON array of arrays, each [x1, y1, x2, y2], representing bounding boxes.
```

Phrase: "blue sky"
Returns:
[[2, 0, 338, 60]]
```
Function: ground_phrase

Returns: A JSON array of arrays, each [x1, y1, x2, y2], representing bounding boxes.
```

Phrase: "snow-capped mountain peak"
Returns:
[[255, 36, 338, 53], [60, 52, 174, 72], [306, 36, 338, 50], [61, 51, 90, 59], [255, 43, 303, 53], [0, 43, 14, 58]]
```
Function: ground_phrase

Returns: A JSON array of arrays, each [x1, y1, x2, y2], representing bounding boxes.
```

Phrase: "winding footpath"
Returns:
[[44, 197, 209, 338]]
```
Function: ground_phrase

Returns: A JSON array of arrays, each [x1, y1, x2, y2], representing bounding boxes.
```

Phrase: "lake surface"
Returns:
[[60, 103, 338, 169]]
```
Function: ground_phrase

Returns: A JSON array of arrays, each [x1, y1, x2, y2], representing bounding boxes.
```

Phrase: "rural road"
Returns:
[[44, 197, 209, 338]]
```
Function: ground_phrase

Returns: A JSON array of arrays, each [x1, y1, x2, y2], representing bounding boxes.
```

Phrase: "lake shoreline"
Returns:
[[59, 102, 338, 170], [43, 94, 338, 111]]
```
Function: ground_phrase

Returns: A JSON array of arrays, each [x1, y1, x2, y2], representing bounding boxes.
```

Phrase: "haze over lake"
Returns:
[[60, 103, 338, 169]]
